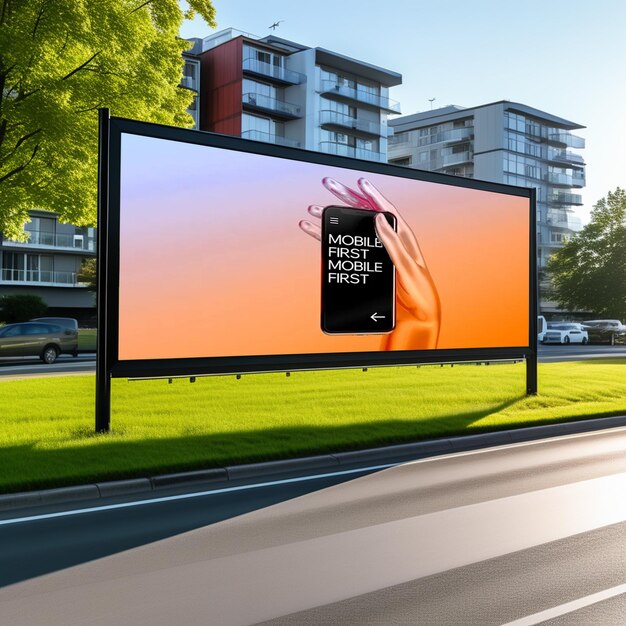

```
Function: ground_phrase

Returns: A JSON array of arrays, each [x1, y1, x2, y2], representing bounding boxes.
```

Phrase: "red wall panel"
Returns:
[[199, 37, 242, 135]]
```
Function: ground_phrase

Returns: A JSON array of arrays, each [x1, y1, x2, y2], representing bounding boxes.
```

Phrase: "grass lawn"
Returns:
[[1, 359, 625, 492], [78, 329, 97, 352]]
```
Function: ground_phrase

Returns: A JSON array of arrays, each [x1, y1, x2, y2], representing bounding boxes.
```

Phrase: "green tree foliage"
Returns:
[[548, 188, 626, 319], [77, 256, 96, 291], [0, 0, 216, 239], [0, 293, 47, 322]]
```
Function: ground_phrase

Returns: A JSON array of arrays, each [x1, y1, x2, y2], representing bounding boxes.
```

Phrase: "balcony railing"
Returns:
[[242, 92, 302, 118], [1, 269, 80, 286], [242, 57, 305, 85], [319, 110, 384, 136], [546, 171, 585, 187], [441, 151, 472, 166], [241, 129, 301, 148], [546, 213, 582, 231], [319, 80, 401, 113], [319, 141, 384, 162], [547, 132, 585, 149], [547, 192, 583, 205], [547, 149, 585, 166], [6, 229, 96, 251]]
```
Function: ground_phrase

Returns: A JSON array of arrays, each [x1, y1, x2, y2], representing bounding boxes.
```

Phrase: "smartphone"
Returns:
[[321, 206, 396, 334]]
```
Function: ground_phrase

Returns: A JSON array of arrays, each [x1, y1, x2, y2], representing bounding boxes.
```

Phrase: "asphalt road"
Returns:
[[0, 345, 625, 377], [1, 426, 625, 624]]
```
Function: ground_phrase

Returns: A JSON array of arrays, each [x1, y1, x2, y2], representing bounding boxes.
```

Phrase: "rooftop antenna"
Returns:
[[269, 20, 284, 31], [428, 97, 436, 110]]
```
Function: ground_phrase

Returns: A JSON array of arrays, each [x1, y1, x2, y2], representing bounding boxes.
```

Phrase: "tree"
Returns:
[[0, 293, 47, 322], [548, 188, 626, 319], [77, 257, 96, 291], [0, 0, 216, 239]]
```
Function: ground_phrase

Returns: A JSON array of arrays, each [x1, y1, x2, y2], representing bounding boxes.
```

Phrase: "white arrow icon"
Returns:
[[371, 312, 385, 322]]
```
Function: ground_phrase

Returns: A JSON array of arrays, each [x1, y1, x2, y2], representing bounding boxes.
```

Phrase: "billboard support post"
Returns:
[[526, 353, 538, 395], [95, 108, 112, 433], [527, 187, 538, 396]]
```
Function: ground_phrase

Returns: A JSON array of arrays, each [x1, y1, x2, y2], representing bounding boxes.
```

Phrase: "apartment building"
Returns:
[[186, 28, 402, 162], [388, 101, 586, 314], [0, 211, 96, 318]]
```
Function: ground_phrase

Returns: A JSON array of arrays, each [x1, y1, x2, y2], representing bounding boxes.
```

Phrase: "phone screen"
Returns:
[[321, 206, 396, 334]]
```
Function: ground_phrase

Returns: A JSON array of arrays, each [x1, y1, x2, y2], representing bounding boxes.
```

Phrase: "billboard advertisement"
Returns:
[[102, 117, 534, 379]]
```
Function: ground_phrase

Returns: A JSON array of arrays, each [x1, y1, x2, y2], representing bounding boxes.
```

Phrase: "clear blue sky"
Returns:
[[180, 0, 626, 224]]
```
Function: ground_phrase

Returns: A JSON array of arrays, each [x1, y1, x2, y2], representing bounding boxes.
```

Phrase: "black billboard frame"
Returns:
[[96, 109, 537, 432]]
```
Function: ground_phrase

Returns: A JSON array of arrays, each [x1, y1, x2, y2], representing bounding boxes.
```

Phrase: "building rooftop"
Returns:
[[389, 100, 585, 131], [194, 28, 402, 86]]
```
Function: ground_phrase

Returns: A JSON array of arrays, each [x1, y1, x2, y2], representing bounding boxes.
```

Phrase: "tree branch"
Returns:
[[61, 51, 101, 80], [0, 127, 42, 166], [130, 0, 154, 14], [32, 0, 49, 38], [0, 143, 40, 184]]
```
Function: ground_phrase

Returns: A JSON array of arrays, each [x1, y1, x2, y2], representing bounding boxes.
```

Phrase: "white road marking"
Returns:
[[0, 462, 398, 526], [501, 583, 626, 625]]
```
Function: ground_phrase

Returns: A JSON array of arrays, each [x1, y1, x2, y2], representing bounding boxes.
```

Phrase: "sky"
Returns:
[[180, 0, 626, 224]]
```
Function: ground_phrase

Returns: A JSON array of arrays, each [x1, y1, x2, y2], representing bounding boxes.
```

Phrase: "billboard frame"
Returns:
[[96, 109, 537, 432]]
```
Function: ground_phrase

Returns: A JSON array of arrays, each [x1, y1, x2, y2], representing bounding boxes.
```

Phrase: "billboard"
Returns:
[[101, 116, 535, 380]]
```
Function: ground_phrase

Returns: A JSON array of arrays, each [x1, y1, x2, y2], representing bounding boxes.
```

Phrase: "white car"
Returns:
[[542, 323, 589, 345]]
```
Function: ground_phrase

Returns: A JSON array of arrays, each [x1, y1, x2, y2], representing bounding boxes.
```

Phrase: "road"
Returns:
[[0, 345, 625, 377], [1, 426, 625, 625]]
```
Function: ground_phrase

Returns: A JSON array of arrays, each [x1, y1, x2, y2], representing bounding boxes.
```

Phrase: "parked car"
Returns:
[[582, 320, 626, 345], [31, 317, 79, 357], [0, 322, 78, 363], [537, 316, 547, 342], [542, 323, 589, 345]]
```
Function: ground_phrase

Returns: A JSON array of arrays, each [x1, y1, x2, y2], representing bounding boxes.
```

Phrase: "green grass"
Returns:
[[1, 360, 625, 492], [78, 329, 97, 351]]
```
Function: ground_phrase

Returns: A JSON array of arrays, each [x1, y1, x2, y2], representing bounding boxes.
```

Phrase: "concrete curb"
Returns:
[[1, 415, 626, 513]]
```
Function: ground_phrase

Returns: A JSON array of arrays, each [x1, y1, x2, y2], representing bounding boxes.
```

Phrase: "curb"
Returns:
[[1, 415, 626, 512]]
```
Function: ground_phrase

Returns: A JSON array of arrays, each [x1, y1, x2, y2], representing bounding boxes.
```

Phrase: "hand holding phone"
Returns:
[[299, 177, 441, 350]]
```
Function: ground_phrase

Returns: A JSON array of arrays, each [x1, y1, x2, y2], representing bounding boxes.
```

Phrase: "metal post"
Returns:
[[95, 108, 111, 433], [526, 352, 537, 395], [527, 187, 538, 396]]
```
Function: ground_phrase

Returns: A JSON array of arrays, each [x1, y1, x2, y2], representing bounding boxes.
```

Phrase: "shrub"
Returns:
[[0, 294, 48, 323]]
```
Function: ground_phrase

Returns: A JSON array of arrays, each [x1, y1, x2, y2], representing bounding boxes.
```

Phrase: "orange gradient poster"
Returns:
[[118, 133, 530, 361]]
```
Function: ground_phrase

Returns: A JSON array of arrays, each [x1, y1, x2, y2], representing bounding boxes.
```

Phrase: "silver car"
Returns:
[[0, 322, 78, 363]]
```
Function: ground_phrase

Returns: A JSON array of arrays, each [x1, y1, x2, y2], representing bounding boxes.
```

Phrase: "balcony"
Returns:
[[440, 151, 472, 167], [417, 126, 474, 147], [242, 92, 302, 120], [241, 129, 301, 149], [547, 132, 585, 149], [442, 127, 474, 143], [319, 141, 384, 162], [1, 269, 82, 286], [546, 171, 585, 188], [547, 149, 585, 166], [319, 110, 384, 137], [547, 192, 583, 205], [319, 80, 401, 113], [4, 230, 96, 252], [539, 239, 570, 248], [242, 57, 305, 85], [546, 213, 582, 231]]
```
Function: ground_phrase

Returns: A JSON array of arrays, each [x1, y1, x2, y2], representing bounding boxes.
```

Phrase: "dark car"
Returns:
[[582, 320, 626, 345], [0, 322, 78, 363], [30, 317, 79, 357]]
